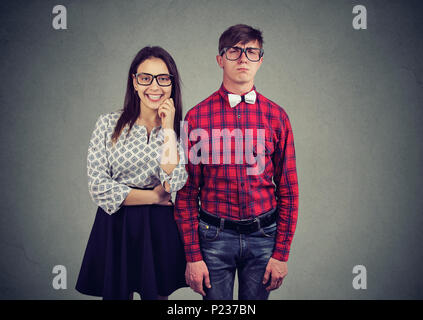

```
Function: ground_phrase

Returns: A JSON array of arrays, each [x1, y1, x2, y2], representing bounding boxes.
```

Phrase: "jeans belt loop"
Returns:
[[219, 218, 225, 231], [256, 217, 261, 231]]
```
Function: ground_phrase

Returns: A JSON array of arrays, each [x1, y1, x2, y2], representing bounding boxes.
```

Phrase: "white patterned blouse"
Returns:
[[87, 111, 188, 214]]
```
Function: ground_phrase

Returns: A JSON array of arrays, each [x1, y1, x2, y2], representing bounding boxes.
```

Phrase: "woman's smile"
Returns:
[[145, 93, 164, 102]]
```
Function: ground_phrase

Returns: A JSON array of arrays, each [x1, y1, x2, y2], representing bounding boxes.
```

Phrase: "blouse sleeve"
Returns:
[[87, 114, 132, 214], [158, 135, 188, 193]]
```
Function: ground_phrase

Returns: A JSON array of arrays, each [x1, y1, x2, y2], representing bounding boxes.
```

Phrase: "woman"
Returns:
[[76, 46, 188, 300]]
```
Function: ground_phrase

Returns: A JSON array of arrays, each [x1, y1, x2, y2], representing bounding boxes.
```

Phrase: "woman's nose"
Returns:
[[149, 78, 161, 90]]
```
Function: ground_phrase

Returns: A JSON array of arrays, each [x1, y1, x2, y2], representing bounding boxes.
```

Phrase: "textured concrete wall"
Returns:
[[0, 0, 422, 299]]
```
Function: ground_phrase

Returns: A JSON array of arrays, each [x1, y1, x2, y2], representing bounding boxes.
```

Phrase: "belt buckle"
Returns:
[[237, 217, 259, 234], [238, 217, 257, 225]]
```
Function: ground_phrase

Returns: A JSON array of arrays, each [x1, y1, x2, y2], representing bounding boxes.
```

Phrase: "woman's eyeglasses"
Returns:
[[134, 73, 173, 87]]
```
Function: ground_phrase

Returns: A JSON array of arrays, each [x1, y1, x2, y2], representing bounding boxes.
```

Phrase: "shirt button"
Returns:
[[238, 114, 241, 119], [240, 182, 244, 187]]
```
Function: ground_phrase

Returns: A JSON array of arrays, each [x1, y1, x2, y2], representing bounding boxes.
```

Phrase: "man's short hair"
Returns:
[[218, 24, 264, 54]]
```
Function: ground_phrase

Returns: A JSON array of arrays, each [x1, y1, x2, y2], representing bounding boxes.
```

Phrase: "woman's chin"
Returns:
[[141, 100, 161, 110]]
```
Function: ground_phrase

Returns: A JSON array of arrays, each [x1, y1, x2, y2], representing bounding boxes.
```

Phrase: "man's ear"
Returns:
[[216, 55, 224, 68], [257, 56, 264, 70]]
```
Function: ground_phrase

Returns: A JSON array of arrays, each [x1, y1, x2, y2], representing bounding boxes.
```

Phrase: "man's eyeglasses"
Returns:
[[134, 73, 173, 87], [220, 46, 264, 62]]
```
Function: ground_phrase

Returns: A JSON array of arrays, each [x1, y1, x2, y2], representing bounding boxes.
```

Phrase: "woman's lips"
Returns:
[[145, 94, 163, 102]]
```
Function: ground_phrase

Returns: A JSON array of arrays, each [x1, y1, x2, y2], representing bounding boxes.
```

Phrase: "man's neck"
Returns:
[[222, 79, 254, 95]]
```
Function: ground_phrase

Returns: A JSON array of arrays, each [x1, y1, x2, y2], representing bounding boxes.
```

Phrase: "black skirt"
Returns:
[[75, 204, 188, 300]]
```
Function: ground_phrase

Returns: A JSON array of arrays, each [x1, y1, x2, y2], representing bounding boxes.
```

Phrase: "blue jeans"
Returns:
[[199, 218, 277, 300]]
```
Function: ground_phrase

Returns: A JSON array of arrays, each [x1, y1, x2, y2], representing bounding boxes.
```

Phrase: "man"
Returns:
[[175, 24, 299, 300]]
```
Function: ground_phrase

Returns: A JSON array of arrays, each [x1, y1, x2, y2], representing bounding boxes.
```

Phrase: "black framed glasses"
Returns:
[[220, 46, 264, 62], [134, 73, 173, 87]]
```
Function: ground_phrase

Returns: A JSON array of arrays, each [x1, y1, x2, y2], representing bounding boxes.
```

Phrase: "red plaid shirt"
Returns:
[[175, 84, 299, 262]]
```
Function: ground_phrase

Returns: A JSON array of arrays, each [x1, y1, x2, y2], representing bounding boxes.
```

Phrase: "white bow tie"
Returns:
[[228, 90, 257, 108]]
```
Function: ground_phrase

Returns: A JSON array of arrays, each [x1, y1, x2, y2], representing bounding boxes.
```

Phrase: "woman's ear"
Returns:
[[132, 74, 138, 92]]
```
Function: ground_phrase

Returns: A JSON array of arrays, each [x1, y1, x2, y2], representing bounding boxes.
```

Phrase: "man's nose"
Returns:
[[238, 50, 248, 63]]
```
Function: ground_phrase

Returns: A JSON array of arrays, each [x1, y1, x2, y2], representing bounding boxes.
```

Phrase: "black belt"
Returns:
[[199, 207, 277, 235]]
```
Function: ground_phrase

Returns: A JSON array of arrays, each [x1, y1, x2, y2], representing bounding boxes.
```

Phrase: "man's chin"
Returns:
[[235, 79, 253, 86]]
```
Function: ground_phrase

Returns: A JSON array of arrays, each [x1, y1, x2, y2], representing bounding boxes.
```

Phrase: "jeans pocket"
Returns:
[[260, 222, 277, 238], [199, 220, 220, 241]]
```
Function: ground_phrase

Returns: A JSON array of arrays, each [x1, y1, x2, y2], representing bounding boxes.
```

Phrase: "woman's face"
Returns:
[[132, 57, 172, 112]]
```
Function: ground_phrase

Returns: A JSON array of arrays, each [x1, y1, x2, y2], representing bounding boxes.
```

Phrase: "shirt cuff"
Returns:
[[158, 152, 188, 193], [100, 185, 132, 215], [271, 251, 289, 262], [272, 239, 290, 262], [185, 245, 204, 263], [158, 165, 173, 188]]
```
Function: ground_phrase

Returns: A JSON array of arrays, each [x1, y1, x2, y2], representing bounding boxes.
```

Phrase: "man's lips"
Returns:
[[237, 68, 249, 71]]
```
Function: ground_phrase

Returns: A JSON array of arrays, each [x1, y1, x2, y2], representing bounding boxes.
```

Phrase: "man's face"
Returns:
[[216, 40, 263, 89]]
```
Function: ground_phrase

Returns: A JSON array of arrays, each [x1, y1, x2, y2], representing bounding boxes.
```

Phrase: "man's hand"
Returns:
[[262, 258, 288, 291], [185, 260, 211, 296]]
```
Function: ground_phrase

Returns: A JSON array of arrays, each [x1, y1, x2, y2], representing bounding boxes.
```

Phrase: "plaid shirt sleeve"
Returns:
[[272, 113, 299, 262], [174, 111, 204, 262]]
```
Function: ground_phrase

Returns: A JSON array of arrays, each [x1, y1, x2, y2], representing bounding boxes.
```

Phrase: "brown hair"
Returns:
[[111, 46, 183, 143], [218, 24, 264, 53]]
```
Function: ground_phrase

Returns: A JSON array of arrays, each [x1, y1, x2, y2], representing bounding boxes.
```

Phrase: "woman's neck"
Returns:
[[137, 104, 161, 127]]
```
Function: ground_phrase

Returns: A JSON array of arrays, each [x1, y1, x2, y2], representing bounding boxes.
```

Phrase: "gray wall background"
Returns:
[[0, 0, 422, 299]]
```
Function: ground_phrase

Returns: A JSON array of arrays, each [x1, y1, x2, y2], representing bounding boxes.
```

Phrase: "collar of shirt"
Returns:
[[132, 123, 164, 140], [217, 83, 257, 108]]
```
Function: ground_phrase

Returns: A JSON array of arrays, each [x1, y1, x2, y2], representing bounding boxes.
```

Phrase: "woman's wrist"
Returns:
[[161, 126, 175, 136], [148, 189, 159, 204]]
